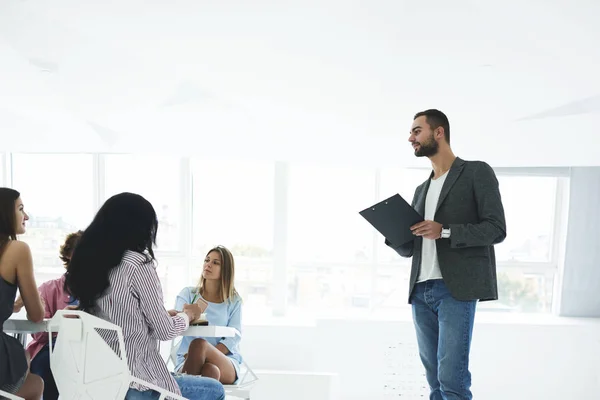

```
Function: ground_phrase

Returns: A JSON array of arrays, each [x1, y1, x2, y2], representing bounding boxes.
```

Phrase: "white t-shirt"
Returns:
[[417, 171, 448, 283]]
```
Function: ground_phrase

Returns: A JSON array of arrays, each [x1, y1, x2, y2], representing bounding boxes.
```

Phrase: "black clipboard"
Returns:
[[359, 193, 423, 246]]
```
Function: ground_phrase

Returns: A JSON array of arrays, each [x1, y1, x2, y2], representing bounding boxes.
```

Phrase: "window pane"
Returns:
[[377, 169, 559, 315], [288, 163, 376, 314], [155, 258, 189, 308], [192, 160, 274, 313], [380, 171, 559, 264], [478, 270, 555, 313], [289, 164, 376, 263], [104, 155, 182, 252], [0, 155, 4, 185], [12, 154, 94, 284], [192, 160, 273, 254], [495, 176, 557, 263], [371, 268, 412, 317], [377, 167, 429, 263]]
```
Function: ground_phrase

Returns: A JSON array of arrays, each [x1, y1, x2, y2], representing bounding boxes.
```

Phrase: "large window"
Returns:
[[103, 154, 186, 305], [485, 175, 562, 313], [377, 167, 429, 264], [155, 257, 189, 310], [288, 164, 376, 263], [5, 153, 567, 319], [11, 154, 95, 285], [376, 169, 562, 314], [495, 176, 558, 263], [104, 155, 183, 253], [287, 163, 377, 316], [192, 160, 274, 313]]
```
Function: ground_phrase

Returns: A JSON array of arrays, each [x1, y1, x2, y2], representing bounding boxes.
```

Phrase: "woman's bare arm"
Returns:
[[10, 241, 44, 322]]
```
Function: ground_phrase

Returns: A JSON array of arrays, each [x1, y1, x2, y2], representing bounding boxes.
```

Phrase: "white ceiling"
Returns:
[[1, 0, 599, 166]]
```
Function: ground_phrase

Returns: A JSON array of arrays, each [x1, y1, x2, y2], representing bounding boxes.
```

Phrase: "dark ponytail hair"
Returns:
[[65, 192, 158, 313]]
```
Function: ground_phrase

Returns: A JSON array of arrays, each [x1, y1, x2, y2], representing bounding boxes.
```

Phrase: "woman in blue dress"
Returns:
[[174, 245, 243, 385]]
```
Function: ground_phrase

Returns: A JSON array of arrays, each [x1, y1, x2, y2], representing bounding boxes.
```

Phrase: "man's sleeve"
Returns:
[[448, 162, 507, 248]]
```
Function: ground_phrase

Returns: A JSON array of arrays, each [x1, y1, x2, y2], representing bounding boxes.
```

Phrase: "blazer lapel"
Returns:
[[435, 157, 465, 213]]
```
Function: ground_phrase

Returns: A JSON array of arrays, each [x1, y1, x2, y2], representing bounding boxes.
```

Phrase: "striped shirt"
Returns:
[[96, 250, 188, 395]]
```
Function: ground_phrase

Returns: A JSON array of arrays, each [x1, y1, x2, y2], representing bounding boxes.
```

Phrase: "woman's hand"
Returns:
[[13, 295, 24, 313], [167, 309, 178, 317], [13, 294, 44, 313], [183, 303, 204, 323], [194, 297, 209, 313]]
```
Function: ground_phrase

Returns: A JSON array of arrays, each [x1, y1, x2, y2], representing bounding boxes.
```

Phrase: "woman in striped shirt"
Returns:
[[65, 192, 225, 400]]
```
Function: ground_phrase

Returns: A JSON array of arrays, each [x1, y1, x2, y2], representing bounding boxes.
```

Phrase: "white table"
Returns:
[[182, 325, 238, 338], [3, 317, 47, 347], [4, 315, 237, 348]]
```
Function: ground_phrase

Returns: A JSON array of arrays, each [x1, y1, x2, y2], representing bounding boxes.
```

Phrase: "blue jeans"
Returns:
[[411, 279, 477, 400], [125, 375, 225, 400]]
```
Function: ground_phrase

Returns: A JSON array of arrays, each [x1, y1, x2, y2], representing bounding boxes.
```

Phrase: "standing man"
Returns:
[[385, 109, 506, 400]]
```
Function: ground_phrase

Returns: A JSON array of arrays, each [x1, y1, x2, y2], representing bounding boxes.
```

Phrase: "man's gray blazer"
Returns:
[[385, 157, 507, 303]]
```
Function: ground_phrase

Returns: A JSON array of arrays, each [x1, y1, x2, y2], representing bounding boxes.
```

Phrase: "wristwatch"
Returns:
[[440, 225, 451, 239]]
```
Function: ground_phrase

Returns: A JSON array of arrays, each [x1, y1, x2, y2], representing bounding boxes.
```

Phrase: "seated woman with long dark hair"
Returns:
[[0, 188, 45, 400], [13, 230, 83, 400], [65, 192, 225, 400]]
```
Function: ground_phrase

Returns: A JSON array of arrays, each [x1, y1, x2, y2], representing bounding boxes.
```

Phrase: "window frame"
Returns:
[[274, 164, 569, 317], [4, 153, 569, 319], [1, 152, 8, 186], [101, 154, 190, 257]]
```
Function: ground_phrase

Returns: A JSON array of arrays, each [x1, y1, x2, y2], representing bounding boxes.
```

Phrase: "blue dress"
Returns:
[[0, 277, 28, 393], [174, 287, 243, 381]]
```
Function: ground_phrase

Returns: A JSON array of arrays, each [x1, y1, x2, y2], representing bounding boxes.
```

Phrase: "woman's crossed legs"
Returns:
[[181, 339, 236, 385]]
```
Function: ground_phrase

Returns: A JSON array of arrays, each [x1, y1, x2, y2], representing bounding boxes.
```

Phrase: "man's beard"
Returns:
[[414, 136, 439, 157]]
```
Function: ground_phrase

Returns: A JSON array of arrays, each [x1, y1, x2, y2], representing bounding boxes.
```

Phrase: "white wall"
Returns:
[[242, 315, 600, 400], [3, 2, 600, 167]]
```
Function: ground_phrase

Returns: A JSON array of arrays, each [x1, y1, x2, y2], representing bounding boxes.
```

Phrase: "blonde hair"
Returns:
[[196, 245, 239, 302]]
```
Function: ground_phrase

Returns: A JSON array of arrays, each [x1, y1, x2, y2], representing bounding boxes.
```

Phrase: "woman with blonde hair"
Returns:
[[174, 245, 243, 384]]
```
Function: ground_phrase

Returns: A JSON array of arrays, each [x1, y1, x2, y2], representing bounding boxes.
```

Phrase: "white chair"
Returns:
[[48, 310, 188, 400], [168, 337, 257, 400], [0, 389, 24, 400]]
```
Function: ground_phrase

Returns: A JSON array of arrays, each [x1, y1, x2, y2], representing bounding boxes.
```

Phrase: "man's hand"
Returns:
[[167, 309, 178, 317], [411, 220, 443, 240]]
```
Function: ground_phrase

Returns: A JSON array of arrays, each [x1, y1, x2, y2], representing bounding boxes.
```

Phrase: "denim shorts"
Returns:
[[125, 374, 225, 400], [175, 356, 240, 384]]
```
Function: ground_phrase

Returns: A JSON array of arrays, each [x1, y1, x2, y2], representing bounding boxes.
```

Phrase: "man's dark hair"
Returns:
[[60, 230, 83, 267], [414, 109, 450, 144]]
